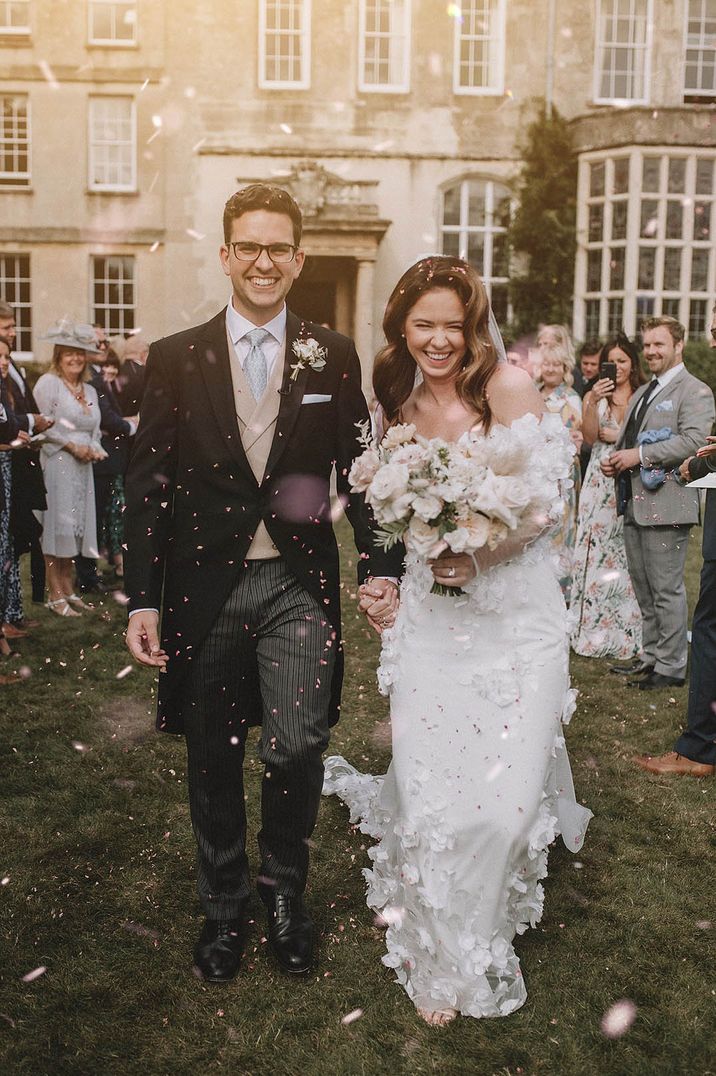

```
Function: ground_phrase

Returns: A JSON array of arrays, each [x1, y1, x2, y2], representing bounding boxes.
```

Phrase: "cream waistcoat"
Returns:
[[227, 327, 283, 559]]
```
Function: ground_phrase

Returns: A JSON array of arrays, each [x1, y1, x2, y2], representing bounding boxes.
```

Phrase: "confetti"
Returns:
[[601, 999, 637, 1038], [116, 665, 133, 680], [341, 1008, 363, 1026], [21, 966, 47, 983]]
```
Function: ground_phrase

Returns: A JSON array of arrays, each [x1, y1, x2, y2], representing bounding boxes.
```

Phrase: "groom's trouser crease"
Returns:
[[184, 559, 336, 918]]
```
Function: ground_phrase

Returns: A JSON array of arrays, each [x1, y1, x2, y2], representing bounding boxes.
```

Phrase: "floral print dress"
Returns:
[[569, 399, 642, 659]]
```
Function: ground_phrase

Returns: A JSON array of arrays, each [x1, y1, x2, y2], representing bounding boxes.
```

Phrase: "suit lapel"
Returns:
[[264, 311, 311, 481], [197, 309, 256, 484]]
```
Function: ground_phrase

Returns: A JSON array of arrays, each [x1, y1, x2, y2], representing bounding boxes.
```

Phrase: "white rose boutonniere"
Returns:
[[290, 337, 328, 381]]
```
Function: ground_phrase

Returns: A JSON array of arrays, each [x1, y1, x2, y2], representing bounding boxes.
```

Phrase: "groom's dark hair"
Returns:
[[223, 184, 303, 245]]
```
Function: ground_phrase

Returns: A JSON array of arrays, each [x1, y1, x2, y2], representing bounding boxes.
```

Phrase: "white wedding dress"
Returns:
[[323, 415, 592, 1018]]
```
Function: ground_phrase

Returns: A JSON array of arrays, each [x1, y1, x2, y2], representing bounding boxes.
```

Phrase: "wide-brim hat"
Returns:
[[43, 317, 102, 355]]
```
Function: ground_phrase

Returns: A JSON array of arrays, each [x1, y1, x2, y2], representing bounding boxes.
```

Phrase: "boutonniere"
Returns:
[[290, 337, 327, 381]]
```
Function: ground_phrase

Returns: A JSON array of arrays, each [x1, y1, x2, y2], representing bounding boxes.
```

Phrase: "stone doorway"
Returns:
[[287, 255, 355, 334]]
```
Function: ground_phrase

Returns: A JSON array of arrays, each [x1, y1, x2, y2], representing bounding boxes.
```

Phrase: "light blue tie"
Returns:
[[244, 328, 270, 400]]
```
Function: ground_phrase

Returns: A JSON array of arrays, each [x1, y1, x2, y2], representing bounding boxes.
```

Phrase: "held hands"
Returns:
[[125, 611, 168, 669], [358, 578, 399, 635], [32, 414, 54, 434]]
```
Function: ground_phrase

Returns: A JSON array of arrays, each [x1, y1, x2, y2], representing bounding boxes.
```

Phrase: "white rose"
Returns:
[[349, 448, 380, 492], [368, 461, 410, 502], [381, 423, 416, 451], [404, 517, 441, 557], [377, 491, 415, 524], [411, 493, 443, 522], [444, 515, 491, 552]]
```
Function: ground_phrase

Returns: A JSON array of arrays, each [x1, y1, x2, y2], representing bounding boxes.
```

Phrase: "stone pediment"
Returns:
[[238, 161, 382, 220]]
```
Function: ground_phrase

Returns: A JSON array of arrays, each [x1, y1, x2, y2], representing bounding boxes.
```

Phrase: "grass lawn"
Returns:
[[1, 523, 714, 1076]]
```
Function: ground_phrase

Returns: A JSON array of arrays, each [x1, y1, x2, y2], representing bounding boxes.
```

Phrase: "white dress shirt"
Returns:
[[8, 362, 33, 433], [225, 301, 286, 378]]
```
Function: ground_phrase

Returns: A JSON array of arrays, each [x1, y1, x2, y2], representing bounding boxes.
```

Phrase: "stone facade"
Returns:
[[0, 0, 714, 373]]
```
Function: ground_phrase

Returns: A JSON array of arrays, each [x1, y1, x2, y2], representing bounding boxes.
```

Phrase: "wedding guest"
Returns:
[[570, 335, 645, 658], [116, 333, 148, 416], [537, 342, 582, 602], [538, 324, 584, 395], [33, 319, 107, 617], [95, 352, 135, 580], [603, 316, 715, 690], [575, 339, 603, 476], [634, 433, 716, 775], [0, 386, 24, 679]]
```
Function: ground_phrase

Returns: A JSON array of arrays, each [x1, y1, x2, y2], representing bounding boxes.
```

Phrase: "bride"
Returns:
[[323, 257, 592, 1026]]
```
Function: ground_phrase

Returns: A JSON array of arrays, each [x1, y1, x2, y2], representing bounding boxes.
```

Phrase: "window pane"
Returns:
[[637, 247, 655, 289], [442, 231, 460, 257], [642, 156, 660, 192], [691, 248, 710, 291], [588, 203, 604, 242], [663, 247, 682, 290], [609, 247, 625, 290], [665, 200, 683, 239], [667, 158, 686, 193], [613, 157, 629, 194], [467, 182, 486, 227], [443, 185, 461, 226], [467, 233, 484, 273], [590, 160, 605, 197], [689, 299, 708, 335], [611, 201, 627, 240], [490, 283, 508, 324], [607, 298, 623, 333], [695, 158, 714, 195], [694, 201, 711, 240], [585, 298, 600, 338], [587, 248, 602, 291], [0, 253, 32, 353], [640, 199, 659, 237], [662, 297, 680, 319]]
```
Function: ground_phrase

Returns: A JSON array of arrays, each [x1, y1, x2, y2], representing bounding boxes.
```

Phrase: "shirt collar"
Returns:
[[226, 300, 286, 346], [652, 362, 683, 388]]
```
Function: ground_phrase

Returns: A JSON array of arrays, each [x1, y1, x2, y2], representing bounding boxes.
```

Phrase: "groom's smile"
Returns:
[[220, 209, 305, 325]]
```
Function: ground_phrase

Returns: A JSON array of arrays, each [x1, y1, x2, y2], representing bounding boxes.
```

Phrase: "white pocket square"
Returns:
[[302, 393, 332, 404], [654, 399, 674, 412]]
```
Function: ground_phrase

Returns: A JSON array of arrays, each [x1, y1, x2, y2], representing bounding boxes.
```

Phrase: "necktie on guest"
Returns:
[[244, 328, 270, 401], [624, 377, 660, 449]]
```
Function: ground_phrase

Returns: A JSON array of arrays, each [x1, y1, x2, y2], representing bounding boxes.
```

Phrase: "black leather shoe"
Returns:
[[609, 661, 654, 676], [635, 671, 685, 691], [193, 915, 246, 982], [265, 893, 314, 974]]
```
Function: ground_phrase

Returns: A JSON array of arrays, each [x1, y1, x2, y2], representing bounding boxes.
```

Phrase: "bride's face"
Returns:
[[403, 287, 467, 384]]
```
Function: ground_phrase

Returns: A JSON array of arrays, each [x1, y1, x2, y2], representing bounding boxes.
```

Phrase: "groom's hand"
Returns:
[[126, 611, 169, 669], [359, 578, 399, 634]]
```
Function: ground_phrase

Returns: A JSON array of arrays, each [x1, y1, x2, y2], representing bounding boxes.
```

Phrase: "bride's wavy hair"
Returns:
[[373, 256, 497, 430]]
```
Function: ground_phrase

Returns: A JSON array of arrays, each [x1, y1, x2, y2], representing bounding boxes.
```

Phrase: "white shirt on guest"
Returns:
[[636, 361, 684, 463], [225, 301, 286, 377]]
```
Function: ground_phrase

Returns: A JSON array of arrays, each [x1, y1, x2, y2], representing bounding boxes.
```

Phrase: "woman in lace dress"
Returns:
[[33, 320, 106, 617], [570, 335, 645, 658], [323, 258, 591, 1026]]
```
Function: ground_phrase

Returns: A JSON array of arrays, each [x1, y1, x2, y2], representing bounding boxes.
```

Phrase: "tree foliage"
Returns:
[[508, 105, 578, 337]]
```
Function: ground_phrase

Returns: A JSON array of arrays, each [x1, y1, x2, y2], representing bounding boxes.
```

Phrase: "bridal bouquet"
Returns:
[[349, 415, 571, 595]]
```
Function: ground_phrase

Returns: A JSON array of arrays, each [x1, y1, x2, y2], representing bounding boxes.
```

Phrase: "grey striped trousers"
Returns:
[[184, 559, 337, 918]]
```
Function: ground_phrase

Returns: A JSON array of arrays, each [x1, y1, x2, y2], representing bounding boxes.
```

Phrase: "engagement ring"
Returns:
[[448, 566, 456, 578]]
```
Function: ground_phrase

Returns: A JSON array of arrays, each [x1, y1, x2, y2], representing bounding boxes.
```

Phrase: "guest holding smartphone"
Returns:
[[570, 334, 645, 658]]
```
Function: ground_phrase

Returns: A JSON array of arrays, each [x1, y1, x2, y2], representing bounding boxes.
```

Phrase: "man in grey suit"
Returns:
[[602, 316, 715, 690]]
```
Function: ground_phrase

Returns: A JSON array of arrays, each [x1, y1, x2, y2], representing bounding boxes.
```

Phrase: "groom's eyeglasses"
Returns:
[[227, 242, 298, 264]]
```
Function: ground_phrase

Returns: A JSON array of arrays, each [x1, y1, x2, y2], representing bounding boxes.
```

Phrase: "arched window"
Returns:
[[440, 178, 511, 322]]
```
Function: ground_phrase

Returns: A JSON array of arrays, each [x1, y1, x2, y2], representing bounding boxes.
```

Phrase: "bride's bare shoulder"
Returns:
[[486, 364, 544, 425]]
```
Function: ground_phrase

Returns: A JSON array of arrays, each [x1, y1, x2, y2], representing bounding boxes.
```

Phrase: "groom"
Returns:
[[124, 183, 400, 982]]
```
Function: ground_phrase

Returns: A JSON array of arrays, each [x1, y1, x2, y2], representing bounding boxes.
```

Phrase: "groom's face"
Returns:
[[220, 209, 305, 325]]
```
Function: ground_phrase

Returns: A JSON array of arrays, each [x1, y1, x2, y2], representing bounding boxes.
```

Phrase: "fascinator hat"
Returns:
[[43, 316, 102, 355]]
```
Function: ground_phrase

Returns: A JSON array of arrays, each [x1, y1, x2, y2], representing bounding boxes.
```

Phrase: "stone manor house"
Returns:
[[1, 0, 715, 383]]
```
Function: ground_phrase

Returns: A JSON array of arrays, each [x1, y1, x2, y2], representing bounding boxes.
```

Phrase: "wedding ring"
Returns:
[[448, 566, 456, 578]]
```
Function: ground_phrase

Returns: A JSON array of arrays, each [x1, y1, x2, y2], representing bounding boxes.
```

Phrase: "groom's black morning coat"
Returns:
[[124, 308, 400, 734]]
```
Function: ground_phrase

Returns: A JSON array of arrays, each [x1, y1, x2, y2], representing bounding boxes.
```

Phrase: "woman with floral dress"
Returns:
[[570, 335, 645, 658]]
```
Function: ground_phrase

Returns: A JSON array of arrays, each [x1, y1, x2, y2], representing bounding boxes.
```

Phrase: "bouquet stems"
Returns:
[[430, 581, 466, 597]]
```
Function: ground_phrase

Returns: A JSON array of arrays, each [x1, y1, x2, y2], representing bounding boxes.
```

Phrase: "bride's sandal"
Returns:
[[46, 598, 81, 618], [67, 593, 94, 611], [417, 1007, 458, 1027]]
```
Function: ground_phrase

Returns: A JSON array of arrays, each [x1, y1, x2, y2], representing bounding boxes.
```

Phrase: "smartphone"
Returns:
[[600, 360, 617, 388]]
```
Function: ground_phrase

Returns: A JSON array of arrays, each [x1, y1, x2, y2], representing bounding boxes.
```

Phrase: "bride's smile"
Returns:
[[403, 288, 467, 382]]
